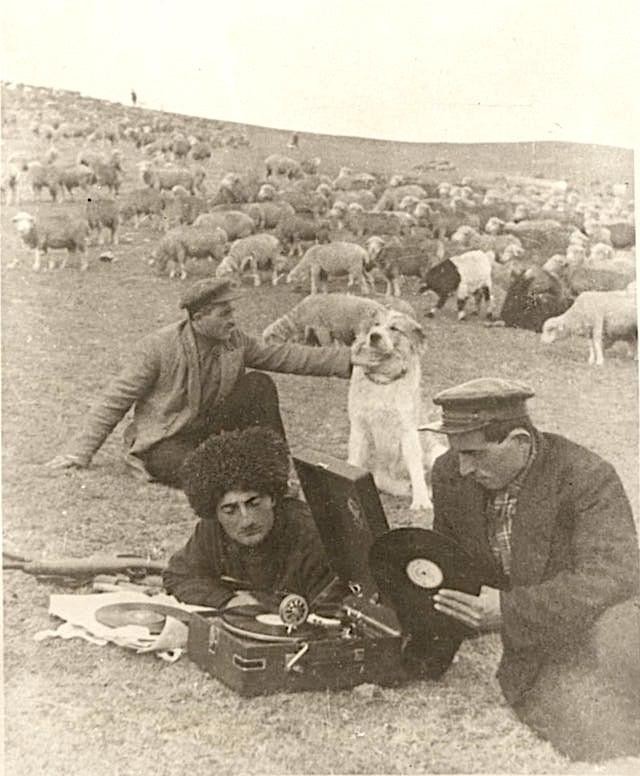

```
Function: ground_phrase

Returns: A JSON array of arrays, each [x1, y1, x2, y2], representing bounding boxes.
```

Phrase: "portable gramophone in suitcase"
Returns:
[[187, 449, 483, 696], [187, 449, 409, 696]]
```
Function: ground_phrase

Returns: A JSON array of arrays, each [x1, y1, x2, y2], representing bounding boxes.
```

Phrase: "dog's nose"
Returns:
[[369, 331, 382, 345]]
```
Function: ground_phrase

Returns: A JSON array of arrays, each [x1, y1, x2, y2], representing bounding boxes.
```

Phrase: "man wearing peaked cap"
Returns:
[[46, 277, 379, 486], [417, 377, 640, 761]]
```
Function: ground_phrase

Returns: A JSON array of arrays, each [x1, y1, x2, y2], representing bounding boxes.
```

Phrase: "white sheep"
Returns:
[[287, 242, 372, 294], [11, 211, 90, 271], [541, 290, 637, 365], [215, 234, 284, 287]]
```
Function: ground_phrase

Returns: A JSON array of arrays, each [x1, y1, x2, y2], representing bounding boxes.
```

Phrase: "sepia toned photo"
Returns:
[[2, 2, 638, 774]]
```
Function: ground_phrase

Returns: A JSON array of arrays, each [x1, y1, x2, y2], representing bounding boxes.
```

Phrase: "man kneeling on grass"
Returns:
[[417, 377, 640, 762], [163, 427, 339, 609]]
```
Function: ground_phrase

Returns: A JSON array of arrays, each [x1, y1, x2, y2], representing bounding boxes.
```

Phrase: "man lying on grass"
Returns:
[[163, 427, 341, 608], [47, 278, 379, 487], [417, 377, 640, 762]]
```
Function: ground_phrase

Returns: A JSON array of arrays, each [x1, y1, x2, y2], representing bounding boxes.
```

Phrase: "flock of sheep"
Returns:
[[1, 82, 637, 366]]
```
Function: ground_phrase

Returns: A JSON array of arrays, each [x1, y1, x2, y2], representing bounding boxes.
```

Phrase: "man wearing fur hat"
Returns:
[[418, 377, 639, 761], [47, 278, 377, 486], [163, 427, 338, 609]]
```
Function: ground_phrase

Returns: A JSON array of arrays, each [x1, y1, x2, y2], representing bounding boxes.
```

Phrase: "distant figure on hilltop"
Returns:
[[131, 89, 137, 107], [287, 132, 299, 149]]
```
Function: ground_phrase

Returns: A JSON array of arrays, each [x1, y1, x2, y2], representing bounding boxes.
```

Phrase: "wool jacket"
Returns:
[[163, 497, 337, 607], [67, 318, 351, 473], [431, 431, 639, 705]]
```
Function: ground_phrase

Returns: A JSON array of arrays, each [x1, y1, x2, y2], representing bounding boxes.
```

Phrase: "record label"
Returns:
[[406, 558, 443, 589]]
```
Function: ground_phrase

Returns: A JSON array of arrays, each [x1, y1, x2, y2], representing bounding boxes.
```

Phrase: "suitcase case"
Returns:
[[187, 449, 409, 696]]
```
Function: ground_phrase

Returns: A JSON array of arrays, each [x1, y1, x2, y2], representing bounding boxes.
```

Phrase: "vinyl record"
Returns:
[[221, 605, 333, 643], [95, 602, 194, 633], [369, 528, 482, 640]]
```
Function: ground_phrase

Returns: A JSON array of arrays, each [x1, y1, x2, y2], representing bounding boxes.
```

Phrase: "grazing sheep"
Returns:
[[138, 163, 205, 195], [166, 189, 208, 226], [262, 294, 415, 345], [119, 188, 166, 229], [265, 154, 301, 180], [190, 140, 213, 161], [150, 226, 228, 279], [287, 242, 372, 294], [1, 162, 22, 205], [93, 160, 122, 196], [541, 290, 637, 365], [543, 253, 634, 295], [26, 161, 60, 201], [589, 242, 615, 263], [420, 249, 496, 320], [374, 185, 428, 211], [11, 211, 90, 271], [215, 234, 284, 286], [275, 212, 330, 256], [365, 236, 445, 296], [344, 205, 415, 238], [193, 211, 254, 240], [497, 264, 574, 332], [86, 198, 120, 245], [332, 189, 377, 210], [605, 222, 636, 249], [57, 164, 95, 199], [278, 189, 329, 217]]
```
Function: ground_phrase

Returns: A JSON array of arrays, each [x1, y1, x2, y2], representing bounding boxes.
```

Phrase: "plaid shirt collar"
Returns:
[[485, 432, 538, 579]]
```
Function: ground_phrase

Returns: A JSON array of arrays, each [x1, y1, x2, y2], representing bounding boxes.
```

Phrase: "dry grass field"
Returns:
[[1, 87, 638, 775]]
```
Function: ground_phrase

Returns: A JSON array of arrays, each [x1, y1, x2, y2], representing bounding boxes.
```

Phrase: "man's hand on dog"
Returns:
[[349, 342, 384, 369], [433, 586, 502, 632], [45, 454, 87, 470]]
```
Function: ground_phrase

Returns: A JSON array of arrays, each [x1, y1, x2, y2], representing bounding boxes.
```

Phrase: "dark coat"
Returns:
[[163, 497, 337, 607], [68, 318, 351, 474], [431, 431, 639, 706]]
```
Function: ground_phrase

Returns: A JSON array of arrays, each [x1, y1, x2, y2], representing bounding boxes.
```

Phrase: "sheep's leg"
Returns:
[[112, 224, 119, 245], [393, 277, 402, 297], [483, 285, 494, 320], [310, 266, 319, 295], [359, 269, 370, 295], [32, 249, 42, 272], [80, 249, 89, 272], [456, 295, 468, 321], [592, 317, 605, 366]]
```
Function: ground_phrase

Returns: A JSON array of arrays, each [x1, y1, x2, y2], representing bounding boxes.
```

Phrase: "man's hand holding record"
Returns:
[[369, 527, 484, 636], [434, 586, 502, 632]]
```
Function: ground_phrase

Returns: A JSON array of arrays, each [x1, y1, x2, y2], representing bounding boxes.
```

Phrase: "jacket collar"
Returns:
[[509, 430, 557, 586]]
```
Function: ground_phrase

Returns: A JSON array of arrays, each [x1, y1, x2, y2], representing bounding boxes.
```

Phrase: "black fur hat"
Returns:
[[180, 427, 290, 520]]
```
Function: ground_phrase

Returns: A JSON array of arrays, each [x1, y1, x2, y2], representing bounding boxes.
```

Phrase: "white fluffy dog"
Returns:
[[348, 309, 447, 510]]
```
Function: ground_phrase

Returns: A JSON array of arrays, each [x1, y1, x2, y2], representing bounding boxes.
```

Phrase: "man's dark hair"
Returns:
[[180, 427, 290, 520], [482, 416, 536, 443]]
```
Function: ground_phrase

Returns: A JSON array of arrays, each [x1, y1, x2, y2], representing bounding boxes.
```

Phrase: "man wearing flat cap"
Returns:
[[419, 377, 639, 761], [47, 278, 376, 485]]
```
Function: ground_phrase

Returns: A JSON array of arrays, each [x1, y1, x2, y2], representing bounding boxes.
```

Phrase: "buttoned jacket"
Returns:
[[69, 318, 351, 474], [432, 431, 639, 704]]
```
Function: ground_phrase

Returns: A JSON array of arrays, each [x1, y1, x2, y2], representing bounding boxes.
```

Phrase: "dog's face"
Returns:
[[353, 310, 425, 381]]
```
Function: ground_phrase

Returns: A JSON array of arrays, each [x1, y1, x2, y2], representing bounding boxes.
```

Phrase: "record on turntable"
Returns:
[[220, 604, 341, 643], [369, 528, 482, 639]]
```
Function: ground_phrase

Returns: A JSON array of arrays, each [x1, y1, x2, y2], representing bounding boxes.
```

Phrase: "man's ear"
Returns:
[[505, 428, 531, 446]]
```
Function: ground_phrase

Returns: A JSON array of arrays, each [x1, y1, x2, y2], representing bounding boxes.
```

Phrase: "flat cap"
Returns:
[[179, 278, 243, 313], [421, 377, 535, 435]]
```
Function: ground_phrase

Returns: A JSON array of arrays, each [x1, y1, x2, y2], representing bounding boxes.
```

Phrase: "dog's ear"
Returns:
[[402, 315, 426, 349]]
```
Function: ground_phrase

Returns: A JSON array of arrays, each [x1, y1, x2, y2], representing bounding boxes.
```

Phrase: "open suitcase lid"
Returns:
[[293, 449, 390, 600]]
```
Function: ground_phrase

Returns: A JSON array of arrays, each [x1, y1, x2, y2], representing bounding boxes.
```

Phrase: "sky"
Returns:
[[1, 0, 638, 147]]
